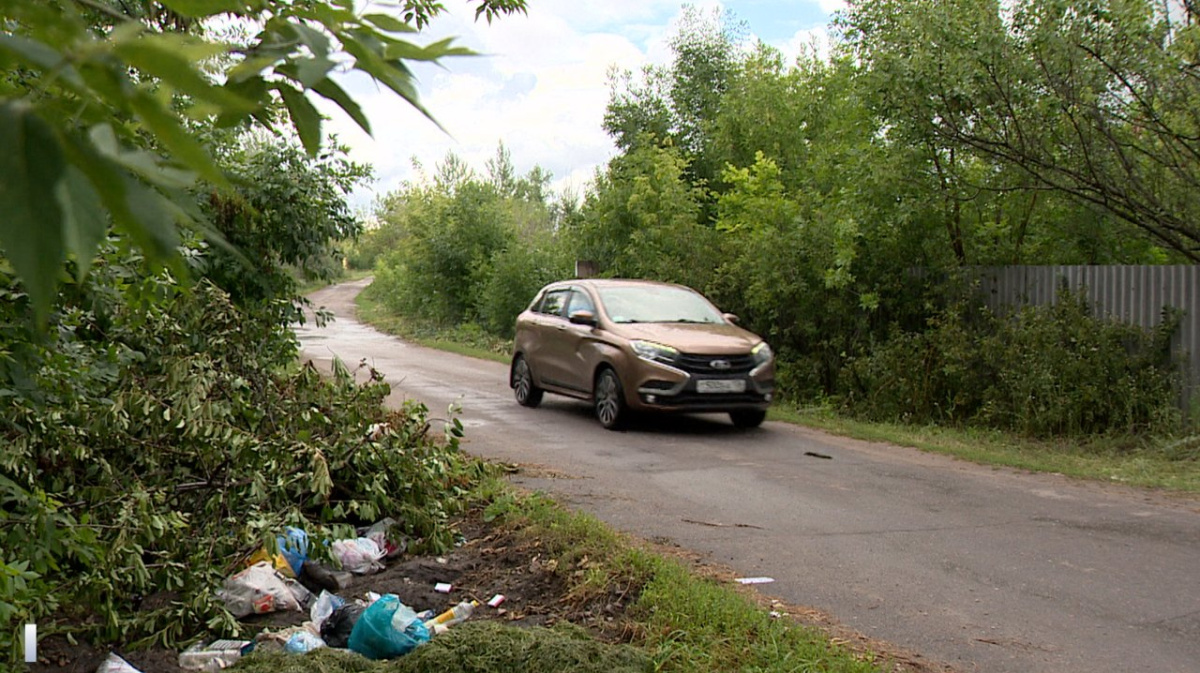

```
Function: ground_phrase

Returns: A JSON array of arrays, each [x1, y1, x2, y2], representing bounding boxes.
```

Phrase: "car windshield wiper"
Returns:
[[671, 318, 713, 324]]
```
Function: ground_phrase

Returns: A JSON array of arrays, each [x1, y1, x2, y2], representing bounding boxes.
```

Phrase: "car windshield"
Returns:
[[596, 285, 725, 324]]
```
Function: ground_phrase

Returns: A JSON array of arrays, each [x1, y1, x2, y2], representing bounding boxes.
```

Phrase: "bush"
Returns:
[[0, 245, 483, 661], [842, 291, 1181, 436]]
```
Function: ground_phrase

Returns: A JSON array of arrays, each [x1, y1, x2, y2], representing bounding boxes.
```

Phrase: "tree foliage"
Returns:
[[0, 0, 526, 321], [363, 148, 571, 339]]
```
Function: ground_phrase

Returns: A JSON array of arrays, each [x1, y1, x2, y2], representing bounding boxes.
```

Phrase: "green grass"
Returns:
[[770, 404, 1200, 494], [483, 484, 885, 673], [354, 286, 511, 364], [296, 268, 374, 295], [231, 481, 884, 673]]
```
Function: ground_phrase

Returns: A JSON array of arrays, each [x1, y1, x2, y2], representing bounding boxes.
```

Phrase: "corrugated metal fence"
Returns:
[[972, 266, 1199, 410]]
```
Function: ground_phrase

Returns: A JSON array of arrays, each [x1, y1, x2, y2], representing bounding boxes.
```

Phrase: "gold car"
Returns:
[[510, 279, 775, 429]]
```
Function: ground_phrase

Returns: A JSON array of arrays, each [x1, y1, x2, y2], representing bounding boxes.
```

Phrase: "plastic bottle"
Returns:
[[423, 600, 479, 631]]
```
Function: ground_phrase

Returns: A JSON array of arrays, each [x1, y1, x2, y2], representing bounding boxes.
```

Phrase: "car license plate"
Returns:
[[696, 379, 746, 394]]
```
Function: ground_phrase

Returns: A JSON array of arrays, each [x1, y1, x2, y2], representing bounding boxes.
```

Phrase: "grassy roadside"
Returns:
[[769, 405, 1200, 493], [351, 279, 1200, 495], [477, 479, 887, 673], [295, 268, 374, 296], [355, 284, 511, 364], [234, 477, 890, 673]]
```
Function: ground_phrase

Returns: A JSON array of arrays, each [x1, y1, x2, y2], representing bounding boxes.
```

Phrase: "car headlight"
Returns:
[[751, 341, 773, 364], [631, 340, 679, 364]]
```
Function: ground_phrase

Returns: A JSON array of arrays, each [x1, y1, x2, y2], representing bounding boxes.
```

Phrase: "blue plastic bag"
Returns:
[[347, 594, 431, 660], [277, 527, 309, 576]]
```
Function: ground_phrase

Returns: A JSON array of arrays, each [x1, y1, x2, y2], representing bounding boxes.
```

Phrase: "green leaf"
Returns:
[[363, 13, 417, 34], [129, 92, 227, 186], [311, 78, 372, 136], [56, 167, 107, 282], [156, 0, 259, 17], [0, 101, 67, 322], [278, 85, 322, 156], [113, 34, 257, 114], [293, 56, 337, 88], [0, 34, 83, 89], [88, 125, 196, 190]]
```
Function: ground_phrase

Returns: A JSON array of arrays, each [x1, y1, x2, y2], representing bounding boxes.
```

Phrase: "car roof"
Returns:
[[547, 278, 692, 291]]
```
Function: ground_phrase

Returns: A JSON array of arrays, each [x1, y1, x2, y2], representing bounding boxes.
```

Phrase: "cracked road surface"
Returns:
[[299, 279, 1200, 673]]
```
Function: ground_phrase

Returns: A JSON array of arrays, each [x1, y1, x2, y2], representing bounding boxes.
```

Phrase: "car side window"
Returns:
[[567, 290, 595, 316], [537, 290, 570, 317]]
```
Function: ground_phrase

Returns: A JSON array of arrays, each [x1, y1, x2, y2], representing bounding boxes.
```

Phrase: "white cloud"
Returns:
[[320, 1, 838, 210]]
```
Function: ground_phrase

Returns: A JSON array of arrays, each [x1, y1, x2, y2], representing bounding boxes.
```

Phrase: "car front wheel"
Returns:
[[512, 355, 543, 407], [730, 409, 766, 428], [594, 368, 628, 430]]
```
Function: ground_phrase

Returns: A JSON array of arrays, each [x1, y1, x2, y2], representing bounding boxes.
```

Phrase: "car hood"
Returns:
[[610, 322, 763, 354]]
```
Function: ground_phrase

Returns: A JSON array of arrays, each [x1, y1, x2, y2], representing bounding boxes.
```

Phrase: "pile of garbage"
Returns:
[[98, 518, 504, 672]]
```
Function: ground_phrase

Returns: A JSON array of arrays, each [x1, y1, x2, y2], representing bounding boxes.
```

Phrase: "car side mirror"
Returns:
[[722, 312, 740, 324], [569, 309, 597, 326]]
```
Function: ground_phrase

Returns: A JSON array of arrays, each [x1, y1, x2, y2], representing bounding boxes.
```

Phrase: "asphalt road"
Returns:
[[298, 279, 1200, 673]]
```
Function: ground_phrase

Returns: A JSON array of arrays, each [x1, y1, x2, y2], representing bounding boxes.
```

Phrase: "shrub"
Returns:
[[841, 291, 1181, 437]]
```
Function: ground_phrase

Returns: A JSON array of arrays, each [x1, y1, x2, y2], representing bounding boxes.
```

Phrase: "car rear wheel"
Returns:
[[594, 368, 628, 430], [512, 356, 543, 407], [730, 409, 766, 428]]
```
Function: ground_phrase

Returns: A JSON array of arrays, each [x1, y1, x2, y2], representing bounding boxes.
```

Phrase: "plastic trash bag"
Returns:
[[217, 562, 301, 618], [285, 630, 326, 654], [347, 594, 431, 660], [311, 590, 345, 632], [331, 537, 385, 574], [320, 602, 366, 648], [96, 652, 141, 673], [277, 527, 309, 576]]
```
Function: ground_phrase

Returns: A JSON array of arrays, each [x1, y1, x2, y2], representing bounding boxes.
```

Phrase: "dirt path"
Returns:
[[299, 279, 1200, 673]]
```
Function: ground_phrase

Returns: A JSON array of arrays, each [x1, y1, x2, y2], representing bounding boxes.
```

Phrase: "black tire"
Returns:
[[594, 368, 628, 430], [512, 355, 543, 407], [730, 409, 767, 428]]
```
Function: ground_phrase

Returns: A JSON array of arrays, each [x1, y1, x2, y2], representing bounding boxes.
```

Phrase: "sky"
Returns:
[[322, 1, 846, 211]]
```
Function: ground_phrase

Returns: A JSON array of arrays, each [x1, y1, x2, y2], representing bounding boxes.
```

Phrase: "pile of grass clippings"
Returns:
[[234, 621, 651, 673]]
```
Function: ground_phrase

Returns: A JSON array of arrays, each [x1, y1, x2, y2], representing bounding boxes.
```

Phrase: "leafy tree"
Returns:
[[842, 0, 1200, 261], [0, 0, 527, 320]]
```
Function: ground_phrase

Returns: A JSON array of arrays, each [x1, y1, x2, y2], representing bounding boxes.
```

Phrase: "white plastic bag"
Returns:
[[331, 537, 385, 574], [311, 590, 345, 631], [96, 652, 142, 673], [217, 561, 301, 618]]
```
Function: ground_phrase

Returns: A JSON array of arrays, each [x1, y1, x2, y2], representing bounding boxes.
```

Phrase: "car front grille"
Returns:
[[674, 353, 757, 375]]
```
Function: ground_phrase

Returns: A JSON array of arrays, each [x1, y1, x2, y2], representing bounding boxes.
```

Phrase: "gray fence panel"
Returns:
[[973, 265, 1199, 411]]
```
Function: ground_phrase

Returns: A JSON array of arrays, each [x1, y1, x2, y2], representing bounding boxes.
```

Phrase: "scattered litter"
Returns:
[[734, 577, 775, 585], [424, 599, 478, 635], [366, 591, 382, 604], [365, 422, 390, 441], [178, 639, 251, 671], [285, 630, 326, 654], [682, 518, 765, 530], [364, 517, 408, 559], [310, 590, 345, 632], [320, 602, 366, 648], [769, 611, 783, 618], [487, 594, 506, 608], [96, 652, 141, 673], [300, 559, 352, 592], [218, 562, 301, 617], [332, 537, 386, 574], [283, 576, 314, 609], [347, 594, 431, 660], [435, 556, 448, 564], [415, 608, 436, 621], [245, 527, 309, 578], [804, 451, 833, 460], [434, 582, 453, 593]]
